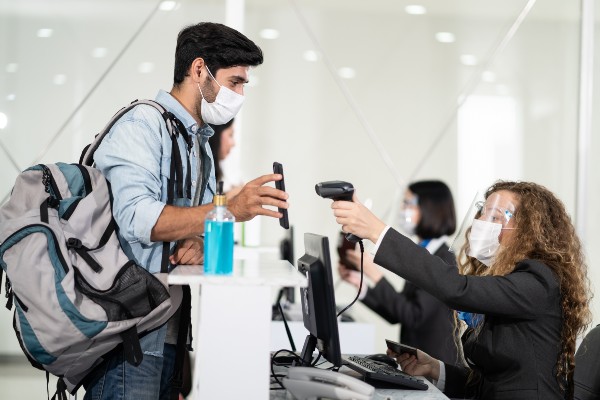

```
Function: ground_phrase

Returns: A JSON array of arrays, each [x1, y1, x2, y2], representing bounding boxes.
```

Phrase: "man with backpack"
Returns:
[[84, 22, 288, 400]]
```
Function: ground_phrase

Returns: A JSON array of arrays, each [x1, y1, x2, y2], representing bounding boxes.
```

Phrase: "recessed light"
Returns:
[[405, 5, 427, 15], [0, 112, 8, 130], [435, 32, 455, 43], [482, 71, 496, 83], [92, 48, 108, 58], [460, 54, 478, 66], [53, 74, 67, 85], [37, 28, 53, 38], [6, 63, 18, 73], [159, 1, 177, 11], [6, 94, 16, 101], [138, 62, 155, 74], [259, 29, 280, 40], [303, 50, 320, 62], [338, 67, 356, 79]]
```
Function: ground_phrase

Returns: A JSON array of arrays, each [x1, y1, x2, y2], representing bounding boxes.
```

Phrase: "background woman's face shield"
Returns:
[[449, 191, 516, 254]]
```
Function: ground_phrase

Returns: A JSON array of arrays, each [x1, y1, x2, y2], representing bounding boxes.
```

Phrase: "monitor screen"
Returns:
[[297, 232, 342, 367]]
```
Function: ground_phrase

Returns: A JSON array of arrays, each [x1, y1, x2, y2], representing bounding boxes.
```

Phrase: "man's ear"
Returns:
[[190, 58, 205, 82]]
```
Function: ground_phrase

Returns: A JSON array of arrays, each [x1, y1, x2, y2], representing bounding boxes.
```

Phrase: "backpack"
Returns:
[[0, 100, 193, 395]]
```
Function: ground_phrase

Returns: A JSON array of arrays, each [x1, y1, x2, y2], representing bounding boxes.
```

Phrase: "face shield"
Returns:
[[450, 191, 516, 266], [398, 195, 418, 235]]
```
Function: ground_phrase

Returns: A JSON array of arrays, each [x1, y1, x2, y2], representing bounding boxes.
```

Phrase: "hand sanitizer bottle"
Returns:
[[204, 182, 235, 275]]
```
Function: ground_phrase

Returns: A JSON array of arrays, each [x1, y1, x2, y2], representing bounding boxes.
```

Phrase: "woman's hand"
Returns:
[[387, 348, 440, 381], [331, 193, 386, 244], [345, 250, 384, 284]]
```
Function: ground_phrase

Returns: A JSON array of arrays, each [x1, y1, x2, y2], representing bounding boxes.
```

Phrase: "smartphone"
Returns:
[[337, 231, 359, 271], [273, 162, 289, 229], [385, 339, 418, 357]]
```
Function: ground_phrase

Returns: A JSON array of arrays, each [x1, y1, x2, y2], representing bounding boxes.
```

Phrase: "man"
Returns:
[[84, 22, 288, 400]]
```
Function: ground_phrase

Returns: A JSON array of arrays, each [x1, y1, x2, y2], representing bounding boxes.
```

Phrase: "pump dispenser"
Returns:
[[203, 181, 235, 275]]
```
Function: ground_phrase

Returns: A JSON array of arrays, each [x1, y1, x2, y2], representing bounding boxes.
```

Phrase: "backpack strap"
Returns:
[[79, 99, 193, 274]]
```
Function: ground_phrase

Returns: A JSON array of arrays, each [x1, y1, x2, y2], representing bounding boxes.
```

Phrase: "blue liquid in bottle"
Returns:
[[204, 220, 234, 275], [203, 181, 235, 275]]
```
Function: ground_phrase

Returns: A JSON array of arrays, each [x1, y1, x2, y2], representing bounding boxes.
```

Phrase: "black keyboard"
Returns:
[[344, 355, 428, 390]]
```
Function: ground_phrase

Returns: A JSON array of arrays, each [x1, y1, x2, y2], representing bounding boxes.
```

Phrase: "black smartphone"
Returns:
[[337, 231, 359, 271], [386, 339, 418, 357], [273, 162, 289, 229]]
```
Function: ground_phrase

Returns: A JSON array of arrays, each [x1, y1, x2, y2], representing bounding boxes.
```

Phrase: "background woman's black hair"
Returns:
[[208, 118, 235, 183], [408, 180, 456, 239]]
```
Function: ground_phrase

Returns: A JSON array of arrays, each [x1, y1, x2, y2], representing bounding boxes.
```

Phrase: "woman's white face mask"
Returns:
[[198, 67, 244, 125], [399, 209, 417, 235], [466, 219, 502, 267]]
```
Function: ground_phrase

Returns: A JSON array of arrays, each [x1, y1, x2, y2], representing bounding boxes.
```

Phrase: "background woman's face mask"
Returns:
[[467, 219, 502, 266], [198, 67, 244, 125], [399, 209, 417, 235]]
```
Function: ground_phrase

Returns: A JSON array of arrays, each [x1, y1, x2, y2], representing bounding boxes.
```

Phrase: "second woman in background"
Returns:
[[339, 180, 459, 365], [208, 119, 243, 198]]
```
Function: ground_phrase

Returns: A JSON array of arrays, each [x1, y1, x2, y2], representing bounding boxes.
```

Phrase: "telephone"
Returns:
[[282, 367, 375, 400]]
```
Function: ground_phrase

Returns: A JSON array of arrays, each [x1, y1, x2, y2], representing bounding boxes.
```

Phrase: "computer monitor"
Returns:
[[279, 226, 295, 303], [297, 233, 342, 368]]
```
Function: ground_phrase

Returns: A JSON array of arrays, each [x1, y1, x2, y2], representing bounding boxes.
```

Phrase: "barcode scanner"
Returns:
[[315, 181, 362, 243]]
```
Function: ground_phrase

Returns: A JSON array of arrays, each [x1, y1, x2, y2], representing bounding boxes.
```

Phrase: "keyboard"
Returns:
[[343, 355, 428, 390]]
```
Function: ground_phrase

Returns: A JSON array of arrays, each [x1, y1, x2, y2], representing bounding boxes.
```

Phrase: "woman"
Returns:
[[331, 181, 591, 399], [208, 119, 242, 198], [339, 180, 459, 365]]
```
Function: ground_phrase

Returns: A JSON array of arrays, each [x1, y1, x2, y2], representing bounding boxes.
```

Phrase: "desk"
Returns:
[[168, 260, 307, 400], [270, 364, 449, 400]]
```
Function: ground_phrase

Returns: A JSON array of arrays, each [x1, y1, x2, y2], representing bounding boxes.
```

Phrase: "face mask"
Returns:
[[399, 209, 416, 235], [466, 219, 502, 266], [198, 67, 244, 125]]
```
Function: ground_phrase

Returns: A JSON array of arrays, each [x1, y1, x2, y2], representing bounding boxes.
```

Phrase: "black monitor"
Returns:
[[297, 233, 342, 367], [279, 226, 295, 303]]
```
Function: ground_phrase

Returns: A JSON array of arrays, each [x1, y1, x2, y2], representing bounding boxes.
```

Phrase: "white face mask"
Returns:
[[399, 209, 417, 235], [198, 67, 244, 125], [466, 219, 502, 267]]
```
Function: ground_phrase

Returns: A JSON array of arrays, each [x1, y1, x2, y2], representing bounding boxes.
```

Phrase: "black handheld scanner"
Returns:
[[315, 181, 362, 243]]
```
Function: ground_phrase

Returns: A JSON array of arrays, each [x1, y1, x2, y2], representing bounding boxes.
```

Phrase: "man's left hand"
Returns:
[[169, 237, 204, 265]]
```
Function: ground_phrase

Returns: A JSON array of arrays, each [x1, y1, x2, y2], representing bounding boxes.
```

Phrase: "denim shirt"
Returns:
[[95, 90, 216, 273]]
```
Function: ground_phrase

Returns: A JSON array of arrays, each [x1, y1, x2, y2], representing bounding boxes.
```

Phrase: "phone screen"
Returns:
[[385, 339, 418, 357], [337, 232, 358, 271], [273, 162, 289, 229]]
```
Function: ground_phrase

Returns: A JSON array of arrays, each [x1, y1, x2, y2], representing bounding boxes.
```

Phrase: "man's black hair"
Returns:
[[174, 22, 263, 86]]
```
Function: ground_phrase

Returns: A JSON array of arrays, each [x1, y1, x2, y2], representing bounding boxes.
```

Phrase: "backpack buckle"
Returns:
[[66, 238, 82, 249]]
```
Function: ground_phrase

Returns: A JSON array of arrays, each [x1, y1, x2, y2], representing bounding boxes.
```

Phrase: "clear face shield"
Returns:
[[398, 195, 419, 235], [450, 191, 516, 266]]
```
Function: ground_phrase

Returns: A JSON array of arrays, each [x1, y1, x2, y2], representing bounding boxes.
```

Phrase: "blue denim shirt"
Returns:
[[95, 90, 215, 273]]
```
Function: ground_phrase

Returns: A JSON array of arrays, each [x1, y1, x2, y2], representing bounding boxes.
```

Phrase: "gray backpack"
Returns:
[[0, 100, 192, 395]]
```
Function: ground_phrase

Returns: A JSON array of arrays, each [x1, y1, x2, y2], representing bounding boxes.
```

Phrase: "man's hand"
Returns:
[[228, 173, 288, 222], [169, 237, 204, 265]]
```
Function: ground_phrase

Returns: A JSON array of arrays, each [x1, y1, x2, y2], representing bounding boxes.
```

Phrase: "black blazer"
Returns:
[[374, 228, 564, 400], [361, 243, 459, 365]]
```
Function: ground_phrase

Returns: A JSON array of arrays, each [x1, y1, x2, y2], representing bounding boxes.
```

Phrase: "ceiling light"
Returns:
[[303, 50, 320, 62], [435, 32, 455, 43], [138, 62, 155, 74], [159, 1, 177, 11], [6, 63, 18, 73], [259, 29, 280, 40], [482, 71, 496, 83], [53, 74, 67, 85], [37, 28, 53, 38], [0, 112, 8, 130], [6, 94, 16, 101], [338, 67, 356, 79], [92, 47, 108, 58], [460, 54, 478, 66], [405, 5, 427, 15]]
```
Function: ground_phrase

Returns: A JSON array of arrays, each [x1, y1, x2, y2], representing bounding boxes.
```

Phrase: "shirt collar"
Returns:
[[155, 89, 214, 139]]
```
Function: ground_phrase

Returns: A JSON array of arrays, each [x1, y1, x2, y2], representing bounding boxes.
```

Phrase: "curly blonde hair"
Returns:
[[456, 181, 592, 396]]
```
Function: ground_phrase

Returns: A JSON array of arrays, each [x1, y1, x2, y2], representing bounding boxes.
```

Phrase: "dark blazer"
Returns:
[[374, 228, 563, 400], [574, 324, 600, 400], [361, 243, 459, 365]]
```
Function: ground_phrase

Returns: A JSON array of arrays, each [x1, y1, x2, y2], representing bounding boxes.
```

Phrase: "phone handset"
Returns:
[[282, 367, 374, 400]]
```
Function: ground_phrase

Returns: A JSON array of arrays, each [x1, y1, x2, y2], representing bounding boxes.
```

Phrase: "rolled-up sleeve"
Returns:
[[95, 107, 166, 245]]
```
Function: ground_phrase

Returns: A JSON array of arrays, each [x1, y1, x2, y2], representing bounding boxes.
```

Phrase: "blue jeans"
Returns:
[[83, 324, 177, 400]]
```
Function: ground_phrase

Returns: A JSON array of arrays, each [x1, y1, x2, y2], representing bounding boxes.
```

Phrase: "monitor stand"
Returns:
[[298, 334, 317, 366]]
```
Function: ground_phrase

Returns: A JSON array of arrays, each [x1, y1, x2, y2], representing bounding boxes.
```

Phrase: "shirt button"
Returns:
[[191, 125, 198, 133], [191, 181, 196, 186], [193, 151, 197, 157]]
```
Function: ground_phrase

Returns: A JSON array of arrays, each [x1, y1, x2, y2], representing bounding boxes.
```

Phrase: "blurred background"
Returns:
[[0, 0, 599, 396]]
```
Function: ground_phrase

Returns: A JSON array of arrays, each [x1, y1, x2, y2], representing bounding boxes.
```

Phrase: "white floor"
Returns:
[[0, 357, 75, 399]]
